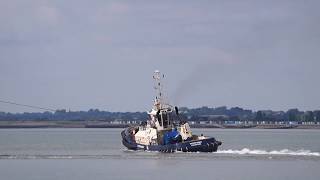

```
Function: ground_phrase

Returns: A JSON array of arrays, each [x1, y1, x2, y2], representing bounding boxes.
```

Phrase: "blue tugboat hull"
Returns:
[[121, 130, 221, 153]]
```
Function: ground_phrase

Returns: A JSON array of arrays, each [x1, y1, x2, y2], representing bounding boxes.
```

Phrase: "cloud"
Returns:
[[1, 0, 320, 112], [0, 0, 63, 44]]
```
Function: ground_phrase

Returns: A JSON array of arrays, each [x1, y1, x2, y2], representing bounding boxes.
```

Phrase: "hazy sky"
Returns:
[[1, 0, 320, 112]]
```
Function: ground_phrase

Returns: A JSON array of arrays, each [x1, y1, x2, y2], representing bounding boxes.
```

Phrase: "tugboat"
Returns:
[[121, 70, 222, 152]]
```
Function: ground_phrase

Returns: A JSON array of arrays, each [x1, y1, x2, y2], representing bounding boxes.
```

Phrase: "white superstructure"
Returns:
[[134, 70, 192, 145]]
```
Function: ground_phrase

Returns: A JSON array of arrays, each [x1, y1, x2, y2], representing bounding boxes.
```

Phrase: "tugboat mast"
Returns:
[[153, 70, 167, 110]]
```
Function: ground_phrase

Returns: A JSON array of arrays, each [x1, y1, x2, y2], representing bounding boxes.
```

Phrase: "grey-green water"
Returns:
[[0, 128, 320, 180]]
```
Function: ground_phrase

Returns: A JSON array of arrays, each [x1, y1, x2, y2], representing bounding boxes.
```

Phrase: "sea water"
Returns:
[[0, 128, 319, 180]]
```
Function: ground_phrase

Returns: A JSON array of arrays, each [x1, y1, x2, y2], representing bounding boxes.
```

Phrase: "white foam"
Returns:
[[217, 148, 320, 156]]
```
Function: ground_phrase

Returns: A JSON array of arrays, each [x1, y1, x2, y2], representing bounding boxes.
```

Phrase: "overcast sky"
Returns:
[[1, 0, 320, 112]]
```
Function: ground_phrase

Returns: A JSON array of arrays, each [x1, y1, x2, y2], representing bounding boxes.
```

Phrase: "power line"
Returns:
[[0, 100, 56, 112]]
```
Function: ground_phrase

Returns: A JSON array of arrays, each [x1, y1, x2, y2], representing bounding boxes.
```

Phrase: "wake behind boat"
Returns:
[[121, 70, 222, 152]]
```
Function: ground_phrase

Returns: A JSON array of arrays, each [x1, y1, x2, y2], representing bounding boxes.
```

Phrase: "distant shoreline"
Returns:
[[0, 121, 319, 129]]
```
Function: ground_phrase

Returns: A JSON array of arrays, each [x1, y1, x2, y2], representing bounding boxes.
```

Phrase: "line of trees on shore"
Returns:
[[1, 106, 320, 123]]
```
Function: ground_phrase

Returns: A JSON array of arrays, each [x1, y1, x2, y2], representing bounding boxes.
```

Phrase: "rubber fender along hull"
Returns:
[[121, 130, 222, 153]]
